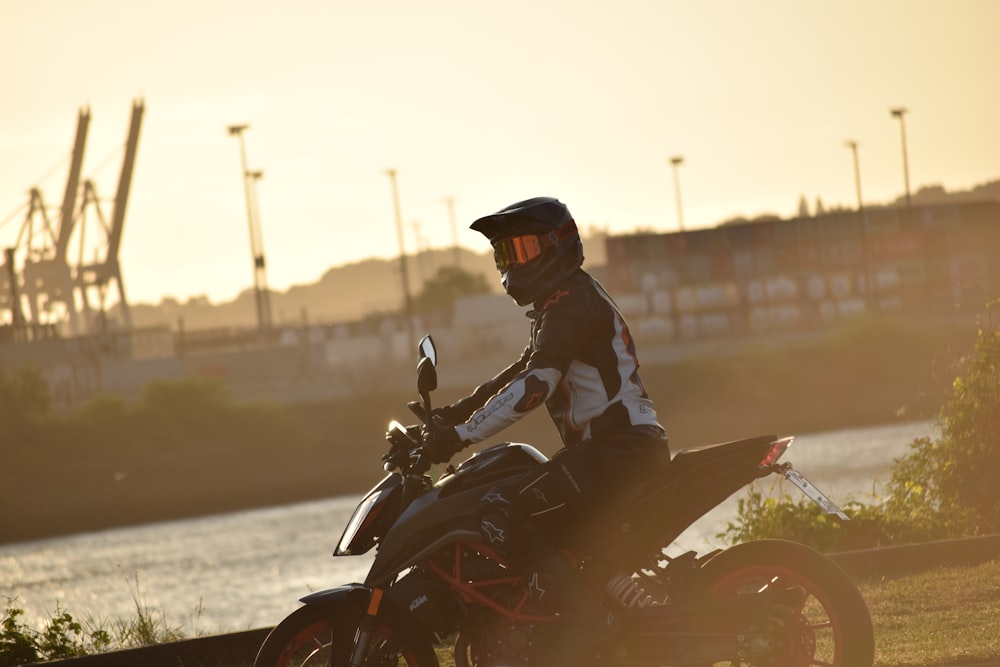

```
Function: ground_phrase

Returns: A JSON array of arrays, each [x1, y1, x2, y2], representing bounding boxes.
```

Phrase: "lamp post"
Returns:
[[845, 140, 863, 212], [846, 140, 873, 298], [444, 197, 460, 268], [227, 124, 272, 333], [889, 107, 912, 209], [385, 168, 415, 346], [669, 155, 685, 232]]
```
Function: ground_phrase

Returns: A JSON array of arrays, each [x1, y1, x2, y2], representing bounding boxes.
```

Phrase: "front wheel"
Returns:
[[689, 539, 875, 667], [254, 602, 439, 667]]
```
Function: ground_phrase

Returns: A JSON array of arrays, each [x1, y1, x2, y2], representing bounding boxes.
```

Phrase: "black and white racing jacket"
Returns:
[[446, 269, 662, 448]]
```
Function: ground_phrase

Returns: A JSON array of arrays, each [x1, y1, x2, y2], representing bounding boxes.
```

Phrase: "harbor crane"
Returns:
[[2, 99, 143, 339]]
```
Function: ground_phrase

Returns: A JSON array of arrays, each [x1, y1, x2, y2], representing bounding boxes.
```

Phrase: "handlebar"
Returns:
[[407, 401, 429, 424], [382, 419, 434, 477], [380, 335, 442, 479]]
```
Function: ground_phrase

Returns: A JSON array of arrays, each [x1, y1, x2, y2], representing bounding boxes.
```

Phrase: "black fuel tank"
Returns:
[[436, 443, 548, 498]]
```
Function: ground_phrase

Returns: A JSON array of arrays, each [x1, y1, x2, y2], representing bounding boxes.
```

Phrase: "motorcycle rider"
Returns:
[[419, 196, 670, 665]]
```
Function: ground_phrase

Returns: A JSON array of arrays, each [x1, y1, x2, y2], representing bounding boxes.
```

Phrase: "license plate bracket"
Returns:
[[781, 468, 849, 520]]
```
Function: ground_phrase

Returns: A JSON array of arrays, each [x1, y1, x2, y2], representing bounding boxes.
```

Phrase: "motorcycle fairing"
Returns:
[[365, 444, 546, 586], [335, 473, 404, 556], [364, 482, 487, 586]]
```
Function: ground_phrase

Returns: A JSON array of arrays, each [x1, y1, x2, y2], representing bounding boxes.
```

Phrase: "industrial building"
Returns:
[[604, 201, 1000, 341]]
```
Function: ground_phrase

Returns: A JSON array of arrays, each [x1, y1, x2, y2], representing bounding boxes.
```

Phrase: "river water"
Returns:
[[1, 420, 934, 635]]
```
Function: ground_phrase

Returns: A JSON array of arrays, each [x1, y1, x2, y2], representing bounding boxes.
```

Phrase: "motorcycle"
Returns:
[[255, 335, 875, 667]]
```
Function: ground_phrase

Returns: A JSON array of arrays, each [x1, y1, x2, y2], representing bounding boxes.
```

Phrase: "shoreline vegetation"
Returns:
[[1, 316, 976, 546]]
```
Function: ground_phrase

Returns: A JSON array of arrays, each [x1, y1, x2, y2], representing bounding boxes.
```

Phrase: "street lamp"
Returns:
[[846, 140, 873, 298], [845, 140, 863, 212], [669, 155, 685, 232], [889, 107, 912, 209], [444, 197, 460, 268], [385, 168, 415, 346]]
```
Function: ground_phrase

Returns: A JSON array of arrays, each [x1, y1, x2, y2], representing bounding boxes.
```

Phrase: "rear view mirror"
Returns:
[[416, 334, 438, 422], [417, 356, 438, 395], [418, 335, 437, 367]]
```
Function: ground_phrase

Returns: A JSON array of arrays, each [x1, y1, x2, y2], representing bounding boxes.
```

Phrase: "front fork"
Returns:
[[349, 588, 385, 667]]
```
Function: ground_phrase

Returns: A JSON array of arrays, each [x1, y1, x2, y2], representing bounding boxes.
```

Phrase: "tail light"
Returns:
[[759, 436, 794, 468]]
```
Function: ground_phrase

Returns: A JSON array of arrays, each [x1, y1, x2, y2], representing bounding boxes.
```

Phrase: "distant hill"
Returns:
[[126, 247, 502, 331], [124, 229, 611, 332]]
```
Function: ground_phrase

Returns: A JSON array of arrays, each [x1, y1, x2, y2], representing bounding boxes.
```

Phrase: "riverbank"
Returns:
[[1, 318, 969, 545]]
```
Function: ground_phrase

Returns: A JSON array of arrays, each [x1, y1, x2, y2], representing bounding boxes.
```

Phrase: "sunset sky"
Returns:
[[2, 0, 998, 306]]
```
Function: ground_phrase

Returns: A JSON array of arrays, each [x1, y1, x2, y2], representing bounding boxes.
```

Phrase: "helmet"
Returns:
[[470, 197, 584, 306]]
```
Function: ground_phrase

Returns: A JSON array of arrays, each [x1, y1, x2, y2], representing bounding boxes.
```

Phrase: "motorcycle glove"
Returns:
[[430, 405, 463, 427], [422, 425, 462, 463]]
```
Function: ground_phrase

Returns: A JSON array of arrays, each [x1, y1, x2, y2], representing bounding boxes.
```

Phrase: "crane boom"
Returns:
[[55, 107, 90, 259], [107, 99, 143, 257]]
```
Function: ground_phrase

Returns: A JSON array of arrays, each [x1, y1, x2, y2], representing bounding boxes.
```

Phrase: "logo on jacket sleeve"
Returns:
[[515, 374, 549, 412]]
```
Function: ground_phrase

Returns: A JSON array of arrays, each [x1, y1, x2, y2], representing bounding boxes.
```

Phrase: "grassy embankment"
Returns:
[[861, 559, 1000, 666]]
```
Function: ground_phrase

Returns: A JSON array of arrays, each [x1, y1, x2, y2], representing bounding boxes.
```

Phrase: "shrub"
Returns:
[[0, 366, 51, 444], [0, 601, 91, 665], [722, 310, 1000, 550], [882, 321, 1000, 537], [720, 482, 899, 552], [0, 603, 39, 666]]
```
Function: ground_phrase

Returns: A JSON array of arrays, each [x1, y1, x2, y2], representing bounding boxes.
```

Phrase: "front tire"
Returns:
[[254, 602, 439, 667], [689, 539, 875, 667]]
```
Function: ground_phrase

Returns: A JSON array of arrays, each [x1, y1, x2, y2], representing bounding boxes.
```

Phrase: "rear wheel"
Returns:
[[254, 602, 439, 667], [689, 539, 874, 667]]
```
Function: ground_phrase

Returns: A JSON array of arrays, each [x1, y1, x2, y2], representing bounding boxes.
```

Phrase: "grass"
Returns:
[[862, 559, 1000, 667]]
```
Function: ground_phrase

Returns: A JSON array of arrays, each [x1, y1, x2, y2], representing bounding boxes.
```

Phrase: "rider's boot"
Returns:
[[523, 553, 619, 667]]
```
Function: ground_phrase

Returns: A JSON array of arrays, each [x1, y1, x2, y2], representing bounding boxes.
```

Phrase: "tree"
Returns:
[[411, 266, 492, 315]]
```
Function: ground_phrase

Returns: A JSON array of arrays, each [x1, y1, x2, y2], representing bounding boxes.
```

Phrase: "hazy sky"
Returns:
[[2, 0, 998, 306]]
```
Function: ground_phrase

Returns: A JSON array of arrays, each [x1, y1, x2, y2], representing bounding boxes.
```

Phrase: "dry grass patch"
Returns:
[[862, 559, 1000, 666]]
